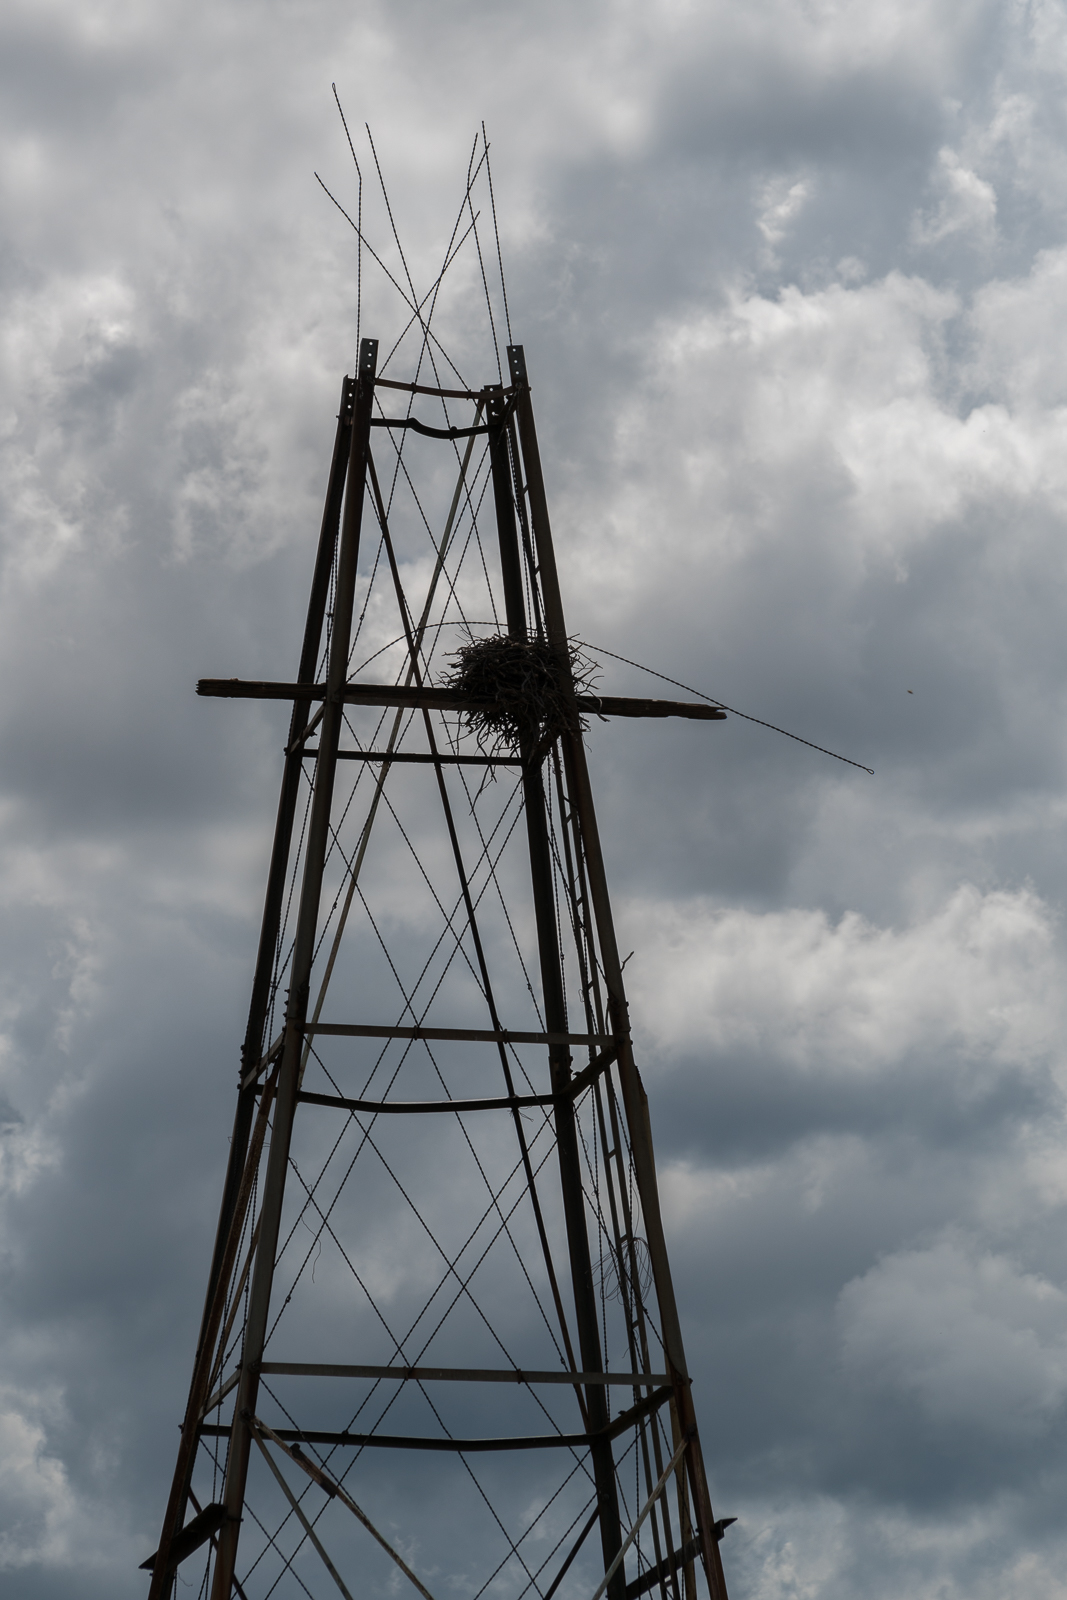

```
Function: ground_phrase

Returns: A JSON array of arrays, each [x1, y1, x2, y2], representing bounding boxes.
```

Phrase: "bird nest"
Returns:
[[445, 633, 597, 757]]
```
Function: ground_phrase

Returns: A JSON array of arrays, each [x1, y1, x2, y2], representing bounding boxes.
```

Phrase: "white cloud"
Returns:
[[624, 883, 1063, 1076], [757, 175, 813, 262], [838, 1230, 1067, 1436], [566, 262, 1066, 638], [0, 1386, 131, 1574], [4, 1, 1067, 1596], [731, 1493, 1067, 1600], [912, 147, 997, 247]]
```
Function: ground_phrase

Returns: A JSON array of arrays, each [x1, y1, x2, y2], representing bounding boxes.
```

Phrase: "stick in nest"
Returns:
[[445, 634, 599, 758]]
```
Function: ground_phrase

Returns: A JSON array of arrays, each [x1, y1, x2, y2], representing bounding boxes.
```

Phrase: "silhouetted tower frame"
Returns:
[[146, 340, 730, 1600]]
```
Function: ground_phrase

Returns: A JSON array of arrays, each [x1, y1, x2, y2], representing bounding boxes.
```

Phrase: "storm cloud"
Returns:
[[3, 1, 1067, 1597]]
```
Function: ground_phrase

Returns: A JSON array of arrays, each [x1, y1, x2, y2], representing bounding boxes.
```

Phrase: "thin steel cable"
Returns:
[[372, 781, 526, 1014], [583, 639, 875, 774], [364, 123, 479, 428], [314, 173, 471, 390], [266, 792, 540, 1328], [410, 1371, 548, 1597], [341, 856, 569, 1366], [374, 748, 556, 1152], [287, 1128, 563, 1456], [348, 617, 498, 680], [348, 534, 384, 671], [242, 1497, 318, 1600], [516, 1488, 601, 1600], [331, 84, 362, 359], [377, 199, 484, 376], [258, 1119, 588, 1581], [348, 864, 579, 1376], [457, 764, 545, 1029], [510, 421, 545, 638], [389, 1139, 564, 1394], [255, 1152, 575, 1600], [316, 756, 526, 1041], [378, 425, 497, 636], [467, 166, 502, 382], [376, 135, 487, 390], [472, 1467, 594, 1600], [304, 766, 527, 1125], [483, 123, 513, 348], [544, 774, 570, 1025], [282, 1000, 564, 1389], [280, 1073, 540, 1368]]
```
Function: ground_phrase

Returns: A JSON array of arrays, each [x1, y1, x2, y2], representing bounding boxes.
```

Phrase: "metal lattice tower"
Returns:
[[144, 325, 732, 1600]]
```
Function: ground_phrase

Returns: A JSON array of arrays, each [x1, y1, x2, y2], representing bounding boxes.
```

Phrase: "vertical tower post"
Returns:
[[487, 390, 627, 1599]]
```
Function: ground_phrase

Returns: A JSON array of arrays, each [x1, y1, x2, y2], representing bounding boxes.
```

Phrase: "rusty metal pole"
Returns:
[[486, 389, 626, 1600], [506, 345, 730, 1600], [146, 374, 356, 1599], [208, 339, 379, 1600]]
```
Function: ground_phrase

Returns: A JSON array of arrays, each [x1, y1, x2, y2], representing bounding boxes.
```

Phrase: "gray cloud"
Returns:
[[4, 1, 1067, 1596]]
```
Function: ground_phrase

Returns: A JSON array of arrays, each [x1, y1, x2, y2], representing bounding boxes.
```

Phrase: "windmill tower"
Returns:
[[144, 153, 733, 1600]]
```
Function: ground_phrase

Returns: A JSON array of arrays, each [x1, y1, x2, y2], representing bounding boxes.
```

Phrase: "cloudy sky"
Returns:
[[5, 0, 1067, 1595]]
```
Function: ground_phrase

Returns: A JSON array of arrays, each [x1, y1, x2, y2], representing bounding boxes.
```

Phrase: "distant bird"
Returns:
[[907, 689, 913, 693]]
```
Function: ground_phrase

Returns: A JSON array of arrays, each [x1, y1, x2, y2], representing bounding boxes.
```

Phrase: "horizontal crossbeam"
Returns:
[[259, 1363, 671, 1386], [303, 1024, 615, 1046], [370, 416, 489, 441], [202, 1424, 587, 1451], [202, 1387, 671, 1452], [292, 1042, 618, 1115], [306, 749, 523, 767], [196, 680, 728, 721], [297, 1088, 547, 1115], [373, 375, 512, 402]]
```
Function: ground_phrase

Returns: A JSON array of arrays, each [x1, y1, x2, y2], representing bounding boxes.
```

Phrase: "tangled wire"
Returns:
[[445, 633, 599, 757]]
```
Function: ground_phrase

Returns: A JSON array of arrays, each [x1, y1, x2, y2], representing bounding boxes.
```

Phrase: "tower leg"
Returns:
[[487, 390, 627, 1600]]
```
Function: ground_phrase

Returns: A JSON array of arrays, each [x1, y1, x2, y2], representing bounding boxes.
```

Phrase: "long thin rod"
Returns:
[[255, 1419, 437, 1600], [543, 1505, 601, 1600], [251, 1429, 355, 1600], [590, 1435, 690, 1600]]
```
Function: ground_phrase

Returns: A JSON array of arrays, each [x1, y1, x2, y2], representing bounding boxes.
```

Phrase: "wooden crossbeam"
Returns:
[[196, 679, 727, 721]]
